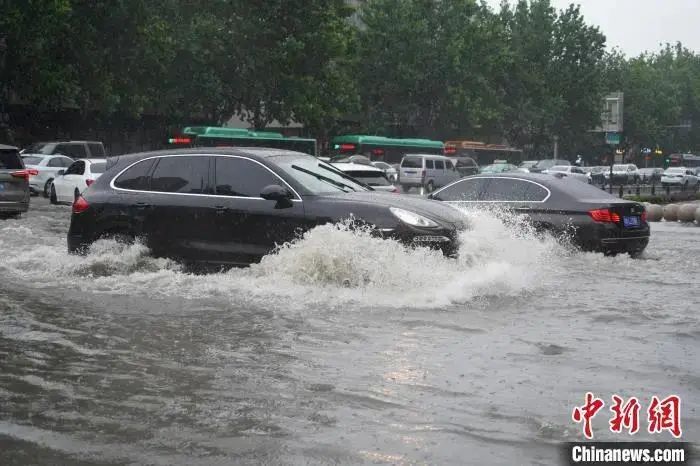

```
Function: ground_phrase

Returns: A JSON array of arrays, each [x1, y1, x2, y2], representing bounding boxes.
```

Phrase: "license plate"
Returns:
[[623, 215, 640, 228]]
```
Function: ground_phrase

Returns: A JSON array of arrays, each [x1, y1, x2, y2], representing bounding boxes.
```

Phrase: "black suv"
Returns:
[[68, 148, 466, 266]]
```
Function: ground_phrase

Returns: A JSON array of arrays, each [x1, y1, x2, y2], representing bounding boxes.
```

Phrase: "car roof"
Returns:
[[332, 162, 383, 172], [403, 153, 449, 159]]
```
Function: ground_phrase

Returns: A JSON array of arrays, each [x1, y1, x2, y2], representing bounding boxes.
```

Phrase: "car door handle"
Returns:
[[135, 202, 150, 210], [213, 205, 229, 215]]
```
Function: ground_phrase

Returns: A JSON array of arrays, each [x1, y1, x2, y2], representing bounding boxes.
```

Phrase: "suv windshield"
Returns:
[[344, 170, 391, 186], [273, 155, 369, 194]]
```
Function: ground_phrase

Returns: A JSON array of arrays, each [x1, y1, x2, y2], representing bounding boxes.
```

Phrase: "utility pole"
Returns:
[[553, 135, 559, 160]]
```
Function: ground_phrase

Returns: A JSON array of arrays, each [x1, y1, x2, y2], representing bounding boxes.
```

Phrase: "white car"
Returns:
[[50, 158, 107, 204], [606, 164, 640, 184], [331, 162, 398, 192], [543, 165, 590, 183], [21, 154, 75, 197], [370, 161, 398, 182], [661, 167, 700, 188]]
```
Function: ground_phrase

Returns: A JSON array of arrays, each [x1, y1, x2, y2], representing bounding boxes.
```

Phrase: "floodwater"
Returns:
[[0, 198, 698, 465]]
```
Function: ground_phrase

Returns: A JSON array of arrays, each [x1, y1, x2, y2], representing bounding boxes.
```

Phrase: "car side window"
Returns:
[[214, 157, 280, 197], [65, 161, 85, 176], [434, 160, 445, 170], [114, 159, 156, 190], [432, 178, 489, 201], [48, 157, 64, 168], [62, 157, 74, 167], [481, 178, 544, 202], [425, 159, 434, 169], [150, 156, 209, 194]]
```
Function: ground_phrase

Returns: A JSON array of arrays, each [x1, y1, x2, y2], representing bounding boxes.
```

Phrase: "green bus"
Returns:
[[166, 126, 317, 156], [330, 135, 444, 164]]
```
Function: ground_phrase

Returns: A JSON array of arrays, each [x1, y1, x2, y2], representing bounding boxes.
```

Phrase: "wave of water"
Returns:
[[0, 206, 567, 309]]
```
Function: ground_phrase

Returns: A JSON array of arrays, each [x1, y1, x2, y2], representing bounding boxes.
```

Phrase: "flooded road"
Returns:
[[1, 197, 698, 465]]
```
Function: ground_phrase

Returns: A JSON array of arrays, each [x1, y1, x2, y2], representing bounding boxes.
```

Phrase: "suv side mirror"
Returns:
[[260, 184, 293, 207], [56, 170, 65, 176]]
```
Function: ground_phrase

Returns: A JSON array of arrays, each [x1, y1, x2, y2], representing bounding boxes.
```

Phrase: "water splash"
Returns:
[[0, 205, 567, 309]]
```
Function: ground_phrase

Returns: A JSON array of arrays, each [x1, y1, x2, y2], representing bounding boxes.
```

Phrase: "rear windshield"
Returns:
[[613, 164, 627, 170], [90, 162, 106, 173], [401, 157, 422, 168], [0, 150, 23, 169], [345, 170, 391, 186], [22, 156, 44, 165]]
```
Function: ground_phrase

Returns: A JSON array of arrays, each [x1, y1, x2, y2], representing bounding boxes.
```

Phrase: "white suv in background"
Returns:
[[50, 159, 107, 204]]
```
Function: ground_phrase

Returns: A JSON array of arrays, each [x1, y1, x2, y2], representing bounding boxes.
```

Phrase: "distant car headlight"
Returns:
[[389, 207, 438, 228]]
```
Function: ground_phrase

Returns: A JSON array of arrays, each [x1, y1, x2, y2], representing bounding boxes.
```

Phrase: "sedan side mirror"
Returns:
[[56, 170, 65, 176], [260, 184, 293, 208]]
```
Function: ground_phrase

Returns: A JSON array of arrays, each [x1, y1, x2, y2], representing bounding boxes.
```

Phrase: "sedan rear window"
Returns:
[[0, 150, 23, 169], [401, 157, 422, 168], [22, 156, 44, 165], [344, 170, 391, 186]]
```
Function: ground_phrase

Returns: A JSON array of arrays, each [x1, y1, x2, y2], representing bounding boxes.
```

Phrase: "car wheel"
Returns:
[[43, 179, 53, 198], [50, 184, 58, 205], [425, 181, 435, 193], [401, 184, 410, 193]]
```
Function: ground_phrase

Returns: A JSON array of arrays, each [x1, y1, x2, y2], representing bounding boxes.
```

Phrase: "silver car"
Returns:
[[399, 154, 460, 193], [0, 145, 32, 218]]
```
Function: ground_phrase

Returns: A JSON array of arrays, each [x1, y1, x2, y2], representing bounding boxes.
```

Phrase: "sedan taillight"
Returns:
[[589, 208, 621, 223], [72, 195, 90, 214], [86, 179, 95, 187], [10, 169, 39, 180]]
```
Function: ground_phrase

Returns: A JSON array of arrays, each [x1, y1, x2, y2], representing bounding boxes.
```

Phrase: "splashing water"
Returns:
[[0, 206, 567, 309]]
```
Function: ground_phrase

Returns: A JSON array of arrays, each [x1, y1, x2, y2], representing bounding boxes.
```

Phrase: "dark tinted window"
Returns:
[[434, 160, 445, 169], [214, 157, 279, 197], [88, 143, 106, 157], [481, 178, 533, 201], [150, 156, 209, 194], [65, 161, 85, 175], [401, 156, 422, 168], [456, 158, 476, 167], [432, 178, 489, 201], [56, 144, 87, 159], [0, 150, 23, 169], [425, 159, 434, 169], [114, 159, 155, 190], [90, 162, 106, 174]]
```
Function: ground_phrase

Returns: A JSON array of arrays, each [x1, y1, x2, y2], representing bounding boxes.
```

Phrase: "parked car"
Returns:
[[21, 154, 75, 197], [527, 159, 571, 173], [660, 167, 700, 188], [50, 159, 107, 204], [370, 161, 398, 182], [67, 148, 467, 264], [480, 163, 518, 174], [518, 160, 539, 171], [637, 167, 664, 184], [449, 156, 480, 177], [0, 145, 34, 218], [606, 164, 640, 184], [399, 154, 460, 193], [428, 173, 649, 256], [582, 166, 607, 185], [21, 141, 106, 159], [543, 165, 590, 183], [332, 162, 398, 192]]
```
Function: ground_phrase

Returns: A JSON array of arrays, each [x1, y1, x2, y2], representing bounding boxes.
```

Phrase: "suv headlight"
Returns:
[[389, 207, 438, 228]]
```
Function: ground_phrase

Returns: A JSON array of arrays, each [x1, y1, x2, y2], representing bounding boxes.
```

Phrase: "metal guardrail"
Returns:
[[591, 182, 699, 200]]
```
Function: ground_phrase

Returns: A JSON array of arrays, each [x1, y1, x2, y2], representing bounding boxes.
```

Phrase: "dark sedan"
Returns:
[[68, 148, 466, 265], [428, 173, 649, 256]]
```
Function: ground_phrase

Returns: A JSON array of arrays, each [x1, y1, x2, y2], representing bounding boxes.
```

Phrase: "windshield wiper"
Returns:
[[317, 164, 371, 190], [291, 164, 357, 192]]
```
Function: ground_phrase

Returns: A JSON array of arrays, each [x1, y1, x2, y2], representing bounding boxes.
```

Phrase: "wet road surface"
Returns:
[[0, 197, 698, 465]]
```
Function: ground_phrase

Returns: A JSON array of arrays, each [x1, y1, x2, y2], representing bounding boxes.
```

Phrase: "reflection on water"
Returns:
[[0, 198, 698, 465]]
